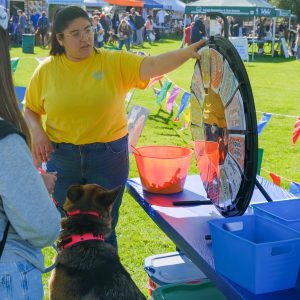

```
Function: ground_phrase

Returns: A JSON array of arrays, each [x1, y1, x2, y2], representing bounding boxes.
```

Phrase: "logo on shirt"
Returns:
[[92, 71, 104, 80]]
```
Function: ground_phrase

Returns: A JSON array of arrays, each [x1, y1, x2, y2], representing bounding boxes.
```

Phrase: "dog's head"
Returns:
[[63, 184, 121, 225]]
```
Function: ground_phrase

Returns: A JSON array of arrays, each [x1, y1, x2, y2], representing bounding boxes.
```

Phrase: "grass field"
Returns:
[[11, 37, 300, 299]]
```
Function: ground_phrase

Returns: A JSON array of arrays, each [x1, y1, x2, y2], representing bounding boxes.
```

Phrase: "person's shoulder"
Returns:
[[36, 56, 53, 70], [0, 119, 25, 142]]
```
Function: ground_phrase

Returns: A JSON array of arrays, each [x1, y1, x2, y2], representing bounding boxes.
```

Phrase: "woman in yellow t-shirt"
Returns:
[[24, 6, 204, 250]]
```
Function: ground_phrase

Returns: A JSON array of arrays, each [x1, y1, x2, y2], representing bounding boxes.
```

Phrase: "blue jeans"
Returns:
[[0, 261, 43, 300], [46, 135, 129, 250], [119, 37, 131, 51]]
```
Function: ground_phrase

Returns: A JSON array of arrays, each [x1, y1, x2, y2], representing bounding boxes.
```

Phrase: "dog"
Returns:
[[107, 30, 119, 46], [48, 184, 146, 300]]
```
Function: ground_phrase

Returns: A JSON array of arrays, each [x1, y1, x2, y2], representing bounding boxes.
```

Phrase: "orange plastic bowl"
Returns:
[[133, 146, 193, 194]]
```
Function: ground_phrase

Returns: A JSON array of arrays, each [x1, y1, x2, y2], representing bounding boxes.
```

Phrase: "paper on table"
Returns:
[[151, 204, 220, 219]]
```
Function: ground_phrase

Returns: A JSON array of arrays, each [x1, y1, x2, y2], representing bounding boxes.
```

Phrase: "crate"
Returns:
[[144, 251, 207, 297], [252, 199, 300, 232], [152, 281, 226, 300], [209, 215, 300, 294]]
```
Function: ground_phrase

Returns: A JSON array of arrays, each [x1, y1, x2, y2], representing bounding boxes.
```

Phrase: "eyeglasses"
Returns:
[[63, 26, 94, 40]]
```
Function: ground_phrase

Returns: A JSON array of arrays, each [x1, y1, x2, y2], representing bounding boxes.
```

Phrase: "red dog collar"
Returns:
[[68, 210, 101, 218], [59, 233, 105, 250]]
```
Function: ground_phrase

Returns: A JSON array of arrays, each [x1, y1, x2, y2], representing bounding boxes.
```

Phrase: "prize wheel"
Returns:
[[190, 13, 258, 217]]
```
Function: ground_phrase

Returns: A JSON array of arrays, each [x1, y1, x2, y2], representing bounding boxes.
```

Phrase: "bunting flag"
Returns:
[[269, 172, 281, 186], [147, 75, 165, 88], [174, 92, 191, 121], [183, 105, 191, 125], [166, 86, 181, 113], [290, 182, 300, 196], [292, 118, 300, 145], [257, 113, 272, 135], [156, 80, 172, 105], [153, 87, 161, 96]]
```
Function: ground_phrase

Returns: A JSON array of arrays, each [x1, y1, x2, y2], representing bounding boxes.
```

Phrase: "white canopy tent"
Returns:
[[161, 0, 185, 13]]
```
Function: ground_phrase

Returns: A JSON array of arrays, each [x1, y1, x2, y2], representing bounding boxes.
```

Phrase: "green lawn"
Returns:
[[11, 37, 300, 299]]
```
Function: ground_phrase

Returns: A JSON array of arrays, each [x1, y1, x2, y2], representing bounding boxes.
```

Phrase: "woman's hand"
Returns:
[[187, 39, 206, 60], [31, 127, 54, 163], [41, 172, 57, 195]]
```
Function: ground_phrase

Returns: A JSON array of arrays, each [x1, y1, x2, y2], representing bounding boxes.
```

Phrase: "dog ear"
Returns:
[[101, 185, 122, 207], [67, 185, 84, 202]]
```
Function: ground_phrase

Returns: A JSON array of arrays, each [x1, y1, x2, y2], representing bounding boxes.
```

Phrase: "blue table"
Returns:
[[126, 175, 299, 299]]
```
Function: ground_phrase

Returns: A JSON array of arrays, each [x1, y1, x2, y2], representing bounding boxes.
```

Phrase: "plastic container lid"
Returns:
[[144, 251, 207, 286], [152, 281, 227, 300], [252, 199, 300, 231]]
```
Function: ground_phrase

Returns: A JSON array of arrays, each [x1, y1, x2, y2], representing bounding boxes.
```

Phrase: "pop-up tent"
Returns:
[[144, 0, 163, 9], [47, 0, 84, 4], [105, 0, 143, 7], [161, 0, 185, 13], [185, 0, 279, 59], [84, 0, 108, 7], [185, 0, 276, 17]]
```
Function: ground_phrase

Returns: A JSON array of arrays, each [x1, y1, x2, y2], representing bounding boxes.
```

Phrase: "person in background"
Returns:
[[130, 8, 137, 44], [17, 9, 26, 44], [182, 21, 194, 47], [112, 11, 120, 34], [92, 15, 104, 48], [185, 14, 191, 27], [0, 4, 9, 30], [128, 12, 136, 46], [10, 10, 19, 43], [24, 6, 204, 251], [214, 17, 223, 37], [99, 13, 109, 43], [30, 9, 40, 32], [37, 11, 49, 47], [191, 15, 206, 44], [231, 17, 239, 37], [0, 25, 60, 300], [118, 18, 132, 51], [144, 15, 154, 45], [133, 11, 145, 46], [257, 18, 266, 55], [157, 9, 165, 27], [296, 25, 300, 60], [288, 29, 296, 56]]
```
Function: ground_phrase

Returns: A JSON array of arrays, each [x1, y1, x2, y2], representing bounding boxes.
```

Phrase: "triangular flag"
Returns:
[[269, 172, 281, 186], [175, 92, 191, 120], [156, 80, 172, 105], [166, 86, 181, 113], [153, 87, 160, 96], [183, 105, 191, 125], [290, 182, 300, 196], [147, 75, 165, 88], [257, 113, 272, 135], [292, 118, 300, 145]]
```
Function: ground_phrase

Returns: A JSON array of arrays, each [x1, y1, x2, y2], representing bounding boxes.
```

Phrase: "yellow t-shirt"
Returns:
[[25, 49, 149, 144]]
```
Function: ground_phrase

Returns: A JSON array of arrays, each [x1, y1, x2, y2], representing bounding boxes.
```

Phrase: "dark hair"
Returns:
[[50, 6, 90, 56], [0, 26, 31, 147], [147, 15, 153, 25]]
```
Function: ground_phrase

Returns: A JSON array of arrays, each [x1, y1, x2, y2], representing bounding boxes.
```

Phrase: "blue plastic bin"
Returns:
[[252, 199, 300, 232], [152, 281, 227, 300], [144, 251, 207, 297], [209, 215, 300, 294]]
